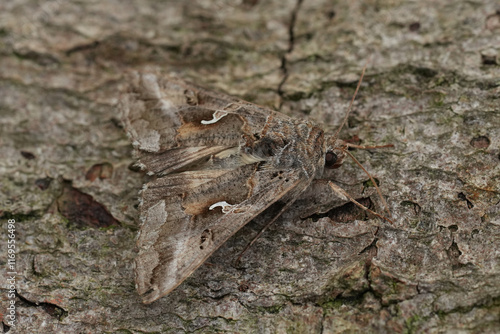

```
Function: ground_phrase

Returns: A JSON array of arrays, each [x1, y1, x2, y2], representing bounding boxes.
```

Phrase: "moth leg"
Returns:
[[342, 149, 392, 217], [327, 181, 393, 224]]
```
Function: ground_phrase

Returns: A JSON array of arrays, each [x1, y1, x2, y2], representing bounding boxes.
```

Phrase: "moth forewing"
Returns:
[[121, 71, 391, 303]]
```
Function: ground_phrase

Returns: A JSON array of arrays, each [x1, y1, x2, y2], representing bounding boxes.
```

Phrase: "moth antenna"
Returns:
[[332, 63, 368, 141], [342, 149, 392, 218], [345, 143, 394, 150], [328, 181, 394, 225]]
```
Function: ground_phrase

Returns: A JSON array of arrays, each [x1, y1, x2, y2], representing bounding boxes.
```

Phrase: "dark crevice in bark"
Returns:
[[458, 192, 474, 209], [304, 197, 374, 223], [2, 321, 11, 333], [16, 291, 68, 321], [278, 0, 303, 109], [359, 237, 378, 256], [65, 40, 101, 56]]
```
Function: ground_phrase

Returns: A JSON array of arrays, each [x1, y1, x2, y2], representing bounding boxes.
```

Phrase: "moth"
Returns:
[[120, 70, 392, 304]]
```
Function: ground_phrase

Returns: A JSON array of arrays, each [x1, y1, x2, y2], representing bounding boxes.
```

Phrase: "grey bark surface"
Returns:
[[0, 0, 499, 333]]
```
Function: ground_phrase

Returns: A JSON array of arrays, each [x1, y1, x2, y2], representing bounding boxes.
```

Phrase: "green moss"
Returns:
[[390, 280, 399, 294], [258, 303, 285, 314], [1, 211, 40, 221], [319, 293, 367, 310], [286, 321, 313, 334], [431, 92, 446, 107], [411, 67, 438, 78], [99, 224, 120, 232], [403, 314, 421, 334], [320, 299, 344, 310], [434, 76, 448, 86], [105, 330, 135, 334], [437, 310, 446, 320], [284, 90, 309, 101], [363, 178, 380, 188]]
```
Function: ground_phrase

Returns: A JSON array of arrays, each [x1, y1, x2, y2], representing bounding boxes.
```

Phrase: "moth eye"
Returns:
[[325, 151, 338, 169]]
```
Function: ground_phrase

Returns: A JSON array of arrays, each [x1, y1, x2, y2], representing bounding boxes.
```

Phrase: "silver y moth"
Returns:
[[120, 71, 391, 303]]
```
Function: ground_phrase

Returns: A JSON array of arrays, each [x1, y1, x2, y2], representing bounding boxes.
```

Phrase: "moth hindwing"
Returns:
[[121, 72, 375, 303]]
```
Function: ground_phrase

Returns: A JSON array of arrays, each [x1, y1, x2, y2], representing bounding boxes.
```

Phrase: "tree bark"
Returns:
[[0, 0, 499, 333]]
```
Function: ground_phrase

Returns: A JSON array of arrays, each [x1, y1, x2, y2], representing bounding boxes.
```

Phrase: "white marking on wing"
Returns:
[[208, 201, 234, 213], [201, 110, 228, 124]]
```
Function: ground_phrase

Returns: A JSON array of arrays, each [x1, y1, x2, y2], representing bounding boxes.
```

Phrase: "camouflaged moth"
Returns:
[[120, 70, 392, 303]]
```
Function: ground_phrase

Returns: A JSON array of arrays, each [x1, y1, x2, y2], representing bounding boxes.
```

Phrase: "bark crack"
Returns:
[[16, 292, 68, 322], [277, 0, 303, 109]]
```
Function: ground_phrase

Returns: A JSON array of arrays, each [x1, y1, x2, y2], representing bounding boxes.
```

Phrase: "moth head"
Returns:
[[324, 137, 347, 169]]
